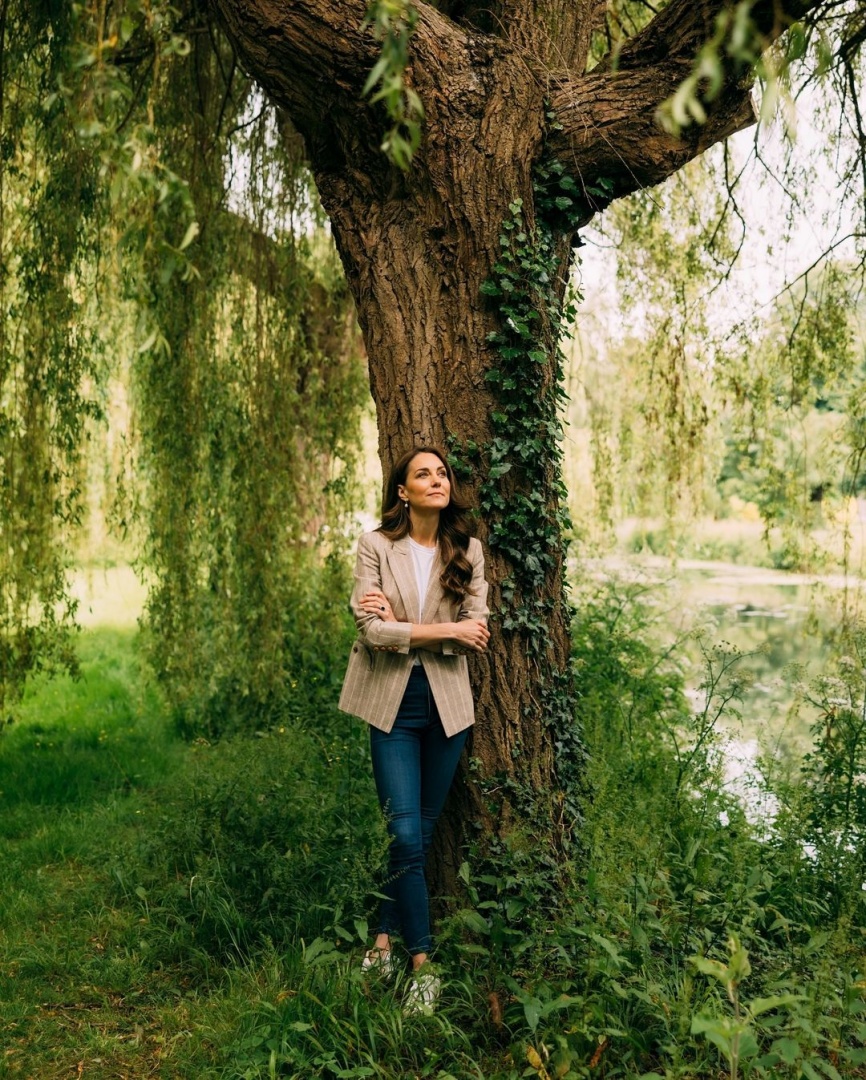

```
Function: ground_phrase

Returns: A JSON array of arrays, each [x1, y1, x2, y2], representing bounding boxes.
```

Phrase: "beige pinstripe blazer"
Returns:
[[338, 530, 489, 736]]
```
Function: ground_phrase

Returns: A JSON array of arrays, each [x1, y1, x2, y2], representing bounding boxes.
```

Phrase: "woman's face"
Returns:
[[397, 452, 451, 514]]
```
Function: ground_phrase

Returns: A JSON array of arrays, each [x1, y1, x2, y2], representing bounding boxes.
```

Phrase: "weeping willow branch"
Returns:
[[0, 1, 368, 724]]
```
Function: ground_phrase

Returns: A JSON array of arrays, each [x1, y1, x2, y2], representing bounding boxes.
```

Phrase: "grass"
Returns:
[[0, 628, 503, 1079], [3, 593, 866, 1078], [0, 628, 223, 1078]]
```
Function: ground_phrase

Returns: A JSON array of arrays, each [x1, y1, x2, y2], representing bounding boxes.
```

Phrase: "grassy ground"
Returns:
[[3, 588, 866, 1079], [0, 628, 225, 1079], [0, 628, 506, 1080]]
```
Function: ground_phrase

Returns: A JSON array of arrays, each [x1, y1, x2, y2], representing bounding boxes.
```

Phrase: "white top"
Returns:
[[409, 538, 437, 665]]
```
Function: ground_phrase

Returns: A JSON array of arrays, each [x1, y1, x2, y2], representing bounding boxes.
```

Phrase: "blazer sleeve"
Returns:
[[442, 538, 489, 656], [349, 533, 413, 653]]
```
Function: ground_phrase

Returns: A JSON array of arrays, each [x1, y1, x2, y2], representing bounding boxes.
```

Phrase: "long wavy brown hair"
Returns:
[[378, 445, 475, 601]]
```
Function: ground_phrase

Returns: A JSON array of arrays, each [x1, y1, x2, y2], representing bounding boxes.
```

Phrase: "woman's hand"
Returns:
[[360, 591, 396, 621], [450, 619, 490, 652]]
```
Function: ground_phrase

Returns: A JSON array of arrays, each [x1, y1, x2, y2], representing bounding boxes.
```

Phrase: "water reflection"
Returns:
[[598, 559, 865, 826], [679, 570, 844, 752], [675, 568, 850, 821]]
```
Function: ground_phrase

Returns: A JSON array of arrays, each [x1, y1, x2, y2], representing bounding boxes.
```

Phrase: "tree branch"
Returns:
[[546, 0, 821, 223], [207, 0, 471, 175], [206, 0, 375, 147], [547, 65, 758, 222]]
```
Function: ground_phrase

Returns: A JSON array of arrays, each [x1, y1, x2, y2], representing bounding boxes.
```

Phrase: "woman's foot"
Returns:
[[361, 946, 395, 976], [361, 934, 395, 977], [358, 946, 393, 980], [403, 962, 441, 1015]]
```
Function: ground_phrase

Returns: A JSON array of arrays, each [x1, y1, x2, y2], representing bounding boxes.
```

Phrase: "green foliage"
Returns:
[[690, 935, 811, 1080], [657, 4, 826, 135], [0, 1, 369, 726], [0, 5, 110, 707], [5, 598, 866, 1078], [423, 579, 866, 1080], [718, 267, 859, 526], [362, 0, 424, 169], [126, 25, 367, 739], [766, 622, 866, 928], [584, 160, 736, 532], [575, 0, 866, 565], [572, 154, 864, 568], [118, 716, 387, 960], [660, 3, 758, 133], [475, 179, 574, 627]]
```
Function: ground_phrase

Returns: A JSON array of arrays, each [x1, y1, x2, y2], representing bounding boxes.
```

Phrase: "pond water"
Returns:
[[609, 559, 862, 713], [598, 557, 866, 810], [613, 565, 863, 816], [673, 557, 855, 743]]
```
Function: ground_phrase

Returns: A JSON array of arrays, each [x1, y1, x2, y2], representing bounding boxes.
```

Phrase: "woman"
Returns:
[[339, 446, 489, 1013]]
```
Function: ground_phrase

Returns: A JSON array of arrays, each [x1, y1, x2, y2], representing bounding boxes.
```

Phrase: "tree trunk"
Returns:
[[306, 61, 580, 901]]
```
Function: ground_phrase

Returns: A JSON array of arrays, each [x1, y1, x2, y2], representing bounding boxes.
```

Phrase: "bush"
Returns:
[[164, 552, 358, 740], [116, 716, 388, 961], [430, 579, 866, 1079]]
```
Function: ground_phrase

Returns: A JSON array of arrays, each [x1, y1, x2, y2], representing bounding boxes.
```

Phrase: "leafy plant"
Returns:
[[691, 936, 800, 1080], [361, 0, 424, 169], [117, 718, 387, 960]]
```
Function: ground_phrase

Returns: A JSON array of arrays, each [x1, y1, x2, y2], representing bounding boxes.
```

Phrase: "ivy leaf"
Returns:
[[488, 462, 512, 479]]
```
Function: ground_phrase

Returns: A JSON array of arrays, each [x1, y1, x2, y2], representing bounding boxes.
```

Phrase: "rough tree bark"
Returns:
[[206, 0, 819, 902]]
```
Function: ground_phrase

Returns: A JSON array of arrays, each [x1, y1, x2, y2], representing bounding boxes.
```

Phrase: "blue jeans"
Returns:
[[370, 666, 469, 955]]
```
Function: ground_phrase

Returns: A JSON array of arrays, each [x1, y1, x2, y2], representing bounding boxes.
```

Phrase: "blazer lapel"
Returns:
[[421, 550, 445, 623], [387, 538, 419, 621]]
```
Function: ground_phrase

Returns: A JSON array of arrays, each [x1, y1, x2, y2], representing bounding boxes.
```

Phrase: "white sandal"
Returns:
[[361, 947, 395, 977], [403, 964, 442, 1015]]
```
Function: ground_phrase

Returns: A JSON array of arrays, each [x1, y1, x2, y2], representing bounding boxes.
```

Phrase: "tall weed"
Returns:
[[434, 579, 866, 1078], [115, 715, 388, 961]]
